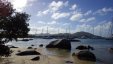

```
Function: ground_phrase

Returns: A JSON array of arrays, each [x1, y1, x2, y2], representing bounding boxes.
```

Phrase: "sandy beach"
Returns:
[[0, 47, 95, 64]]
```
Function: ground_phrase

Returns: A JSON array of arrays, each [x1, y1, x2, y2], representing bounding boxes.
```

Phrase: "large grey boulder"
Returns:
[[46, 39, 71, 50], [73, 51, 96, 61]]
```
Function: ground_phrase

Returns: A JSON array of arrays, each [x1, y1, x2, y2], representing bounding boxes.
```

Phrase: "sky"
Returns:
[[8, 0, 113, 37]]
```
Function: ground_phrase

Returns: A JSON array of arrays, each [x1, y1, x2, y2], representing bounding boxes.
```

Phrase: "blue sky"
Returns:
[[9, 0, 113, 37]]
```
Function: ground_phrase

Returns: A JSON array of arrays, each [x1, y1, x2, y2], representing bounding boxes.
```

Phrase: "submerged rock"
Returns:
[[46, 39, 71, 50], [65, 61, 73, 63], [27, 47, 33, 49], [108, 48, 113, 52], [72, 53, 76, 56], [76, 45, 94, 50], [31, 44, 34, 46], [31, 56, 40, 61], [16, 50, 41, 56], [75, 51, 96, 61], [87, 45, 94, 50], [8, 45, 18, 48], [18, 50, 21, 52], [39, 44, 43, 47], [76, 45, 88, 50]]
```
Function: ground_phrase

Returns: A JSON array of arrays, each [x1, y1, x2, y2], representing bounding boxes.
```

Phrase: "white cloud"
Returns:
[[84, 10, 92, 16], [29, 25, 68, 34], [75, 24, 92, 32], [51, 12, 70, 20], [94, 7, 113, 15], [48, 1, 69, 12], [80, 19, 86, 22], [70, 13, 83, 21], [37, 11, 43, 16], [37, 20, 57, 25], [70, 4, 77, 10], [48, 21, 57, 24], [37, 1, 68, 17], [63, 23, 70, 26], [49, 1, 64, 12], [80, 17, 95, 22], [87, 17, 95, 22], [36, 1, 69, 17], [37, 10, 50, 16], [37, 21, 45, 24], [9, 0, 36, 12], [42, 9, 49, 15]]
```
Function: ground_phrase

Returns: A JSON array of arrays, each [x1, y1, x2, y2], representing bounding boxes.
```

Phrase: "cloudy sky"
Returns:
[[9, 0, 113, 37]]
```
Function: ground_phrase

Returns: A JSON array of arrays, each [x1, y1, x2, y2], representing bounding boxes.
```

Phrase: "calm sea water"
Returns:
[[7, 38, 113, 64]]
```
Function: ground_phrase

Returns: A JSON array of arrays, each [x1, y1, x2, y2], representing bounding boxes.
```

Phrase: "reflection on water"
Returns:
[[46, 48, 71, 58]]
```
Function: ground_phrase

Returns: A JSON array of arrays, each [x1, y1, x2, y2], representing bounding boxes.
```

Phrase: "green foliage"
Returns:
[[0, 12, 30, 41], [0, 0, 30, 57]]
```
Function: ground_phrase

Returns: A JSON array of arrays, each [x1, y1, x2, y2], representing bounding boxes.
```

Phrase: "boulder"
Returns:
[[8, 45, 18, 48], [46, 39, 71, 50], [31, 44, 34, 46], [31, 56, 40, 61], [76, 51, 96, 61], [108, 48, 113, 52], [10, 46, 18, 48], [65, 61, 73, 63], [87, 45, 94, 50], [110, 48, 113, 50], [27, 47, 32, 49], [76, 45, 88, 50], [18, 50, 21, 52], [72, 53, 76, 56], [76, 45, 94, 50], [16, 50, 41, 56], [39, 44, 43, 47]]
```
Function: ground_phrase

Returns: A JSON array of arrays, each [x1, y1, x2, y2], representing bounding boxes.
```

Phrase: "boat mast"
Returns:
[[69, 26, 71, 39], [35, 29, 37, 35], [41, 28, 43, 34], [99, 25, 102, 37], [92, 26, 94, 35], [110, 18, 113, 38], [47, 27, 48, 37]]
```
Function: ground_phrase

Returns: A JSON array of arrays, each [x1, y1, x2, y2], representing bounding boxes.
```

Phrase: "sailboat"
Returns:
[[42, 27, 53, 39], [106, 19, 113, 40], [67, 26, 81, 42]]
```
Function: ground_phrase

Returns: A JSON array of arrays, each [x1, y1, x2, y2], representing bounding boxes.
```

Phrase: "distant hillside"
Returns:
[[28, 31, 102, 39], [72, 31, 102, 39]]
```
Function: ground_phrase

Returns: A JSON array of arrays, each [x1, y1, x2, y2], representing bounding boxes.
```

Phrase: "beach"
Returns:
[[0, 47, 95, 64], [0, 39, 113, 64]]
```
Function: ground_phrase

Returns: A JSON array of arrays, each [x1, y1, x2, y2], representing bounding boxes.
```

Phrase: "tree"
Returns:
[[0, 0, 30, 57]]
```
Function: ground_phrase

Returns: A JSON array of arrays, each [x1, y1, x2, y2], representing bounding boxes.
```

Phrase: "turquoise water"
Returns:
[[7, 39, 113, 64]]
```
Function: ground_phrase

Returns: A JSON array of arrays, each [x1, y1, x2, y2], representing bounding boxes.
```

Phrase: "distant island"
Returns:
[[28, 31, 103, 39]]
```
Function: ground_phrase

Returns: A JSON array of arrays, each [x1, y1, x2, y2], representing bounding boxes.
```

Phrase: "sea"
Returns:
[[6, 38, 113, 64]]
